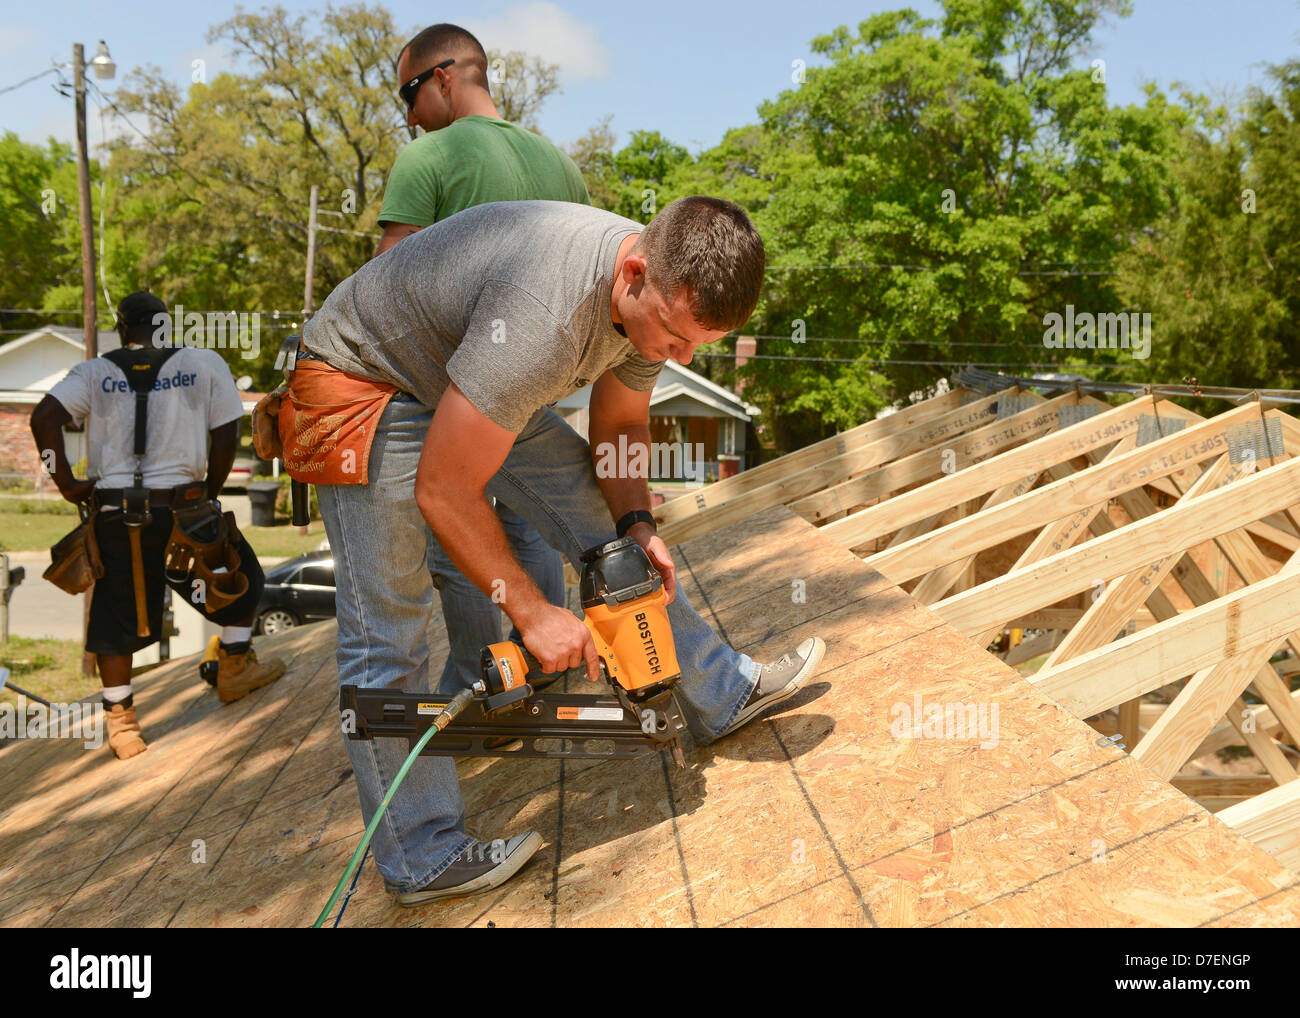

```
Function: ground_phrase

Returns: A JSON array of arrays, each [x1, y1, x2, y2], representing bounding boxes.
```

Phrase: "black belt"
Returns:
[[94, 483, 209, 510], [295, 342, 416, 398]]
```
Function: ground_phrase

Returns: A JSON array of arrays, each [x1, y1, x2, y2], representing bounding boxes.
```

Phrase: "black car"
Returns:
[[256, 550, 336, 634]]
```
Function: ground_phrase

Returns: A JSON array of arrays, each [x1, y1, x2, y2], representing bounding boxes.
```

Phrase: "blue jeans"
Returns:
[[317, 396, 759, 892], [427, 498, 565, 696]]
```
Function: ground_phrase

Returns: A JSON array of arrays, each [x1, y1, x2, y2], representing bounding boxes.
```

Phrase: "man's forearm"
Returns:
[[375, 221, 424, 257], [206, 422, 238, 499], [418, 487, 549, 627], [30, 401, 75, 489], [588, 419, 653, 523]]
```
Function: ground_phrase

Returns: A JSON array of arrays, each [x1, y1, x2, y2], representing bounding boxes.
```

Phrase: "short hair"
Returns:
[[634, 197, 765, 331], [398, 23, 490, 91], [116, 290, 166, 346]]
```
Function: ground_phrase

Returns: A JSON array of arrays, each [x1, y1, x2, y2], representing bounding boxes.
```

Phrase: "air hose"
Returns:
[[313, 685, 479, 928]]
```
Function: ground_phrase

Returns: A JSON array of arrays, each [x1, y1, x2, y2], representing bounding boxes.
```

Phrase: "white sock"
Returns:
[[221, 626, 253, 644], [102, 684, 132, 704]]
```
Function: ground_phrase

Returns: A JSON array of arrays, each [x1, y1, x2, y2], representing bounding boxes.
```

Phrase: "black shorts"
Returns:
[[86, 508, 266, 656]]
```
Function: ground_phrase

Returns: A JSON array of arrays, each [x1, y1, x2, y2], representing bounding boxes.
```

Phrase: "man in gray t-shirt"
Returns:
[[306, 200, 665, 427], [302, 196, 826, 906]]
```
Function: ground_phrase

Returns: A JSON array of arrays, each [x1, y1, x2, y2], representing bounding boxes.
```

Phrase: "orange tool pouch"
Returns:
[[277, 361, 398, 485]]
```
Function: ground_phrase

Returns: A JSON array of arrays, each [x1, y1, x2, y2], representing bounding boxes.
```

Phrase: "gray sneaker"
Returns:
[[391, 831, 543, 907], [721, 637, 826, 738]]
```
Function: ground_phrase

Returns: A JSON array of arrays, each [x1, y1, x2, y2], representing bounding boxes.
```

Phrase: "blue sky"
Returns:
[[2, 0, 1298, 156]]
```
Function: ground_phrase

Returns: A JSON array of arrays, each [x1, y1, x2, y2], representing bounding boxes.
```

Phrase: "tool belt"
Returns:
[[253, 336, 397, 486], [43, 501, 104, 596], [92, 482, 208, 512], [163, 501, 249, 613]]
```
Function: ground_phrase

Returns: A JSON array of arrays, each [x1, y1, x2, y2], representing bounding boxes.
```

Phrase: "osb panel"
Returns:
[[1, 506, 1296, 928], [935, 814, 1300, 928]]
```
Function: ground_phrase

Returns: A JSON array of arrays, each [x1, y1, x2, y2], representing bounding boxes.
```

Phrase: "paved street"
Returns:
[[3, 495, 255, 642]]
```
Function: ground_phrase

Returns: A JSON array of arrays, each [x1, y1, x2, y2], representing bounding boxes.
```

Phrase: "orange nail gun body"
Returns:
[[343, 537, 689, 764], [485, 536, 680, 704]]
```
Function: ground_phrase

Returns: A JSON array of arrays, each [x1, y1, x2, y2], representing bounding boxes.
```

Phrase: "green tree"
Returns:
[[568, 124, 693, 220], [566, 115, 620, 209], [610, 130, 691, 222], [103, 3, 406, 387], [1114, 68, 1300, 390], [0, 134, 83, 333], [671, 0, 1181, 450], [92, 4, 571, 389], [487, 50, 560, 130]]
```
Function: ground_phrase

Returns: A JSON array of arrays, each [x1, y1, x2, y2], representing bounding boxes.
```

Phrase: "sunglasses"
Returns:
[[399, 58, 455, 109]]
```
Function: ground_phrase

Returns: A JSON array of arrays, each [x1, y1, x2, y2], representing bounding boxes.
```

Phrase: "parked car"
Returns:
[[255, 550, 336, 634], [221, 456, 258, 493]]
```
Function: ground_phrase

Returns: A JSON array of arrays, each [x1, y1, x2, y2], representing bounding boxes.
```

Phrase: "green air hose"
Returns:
[[314, 685, 478, 928]]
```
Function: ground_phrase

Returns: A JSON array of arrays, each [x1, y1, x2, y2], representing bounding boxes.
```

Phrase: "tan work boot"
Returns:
[[216, 642, 286, 703], [105, 704, 147, 759]]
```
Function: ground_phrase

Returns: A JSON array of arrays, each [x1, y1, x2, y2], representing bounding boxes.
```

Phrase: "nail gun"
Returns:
[[340, 537, 689, 766]]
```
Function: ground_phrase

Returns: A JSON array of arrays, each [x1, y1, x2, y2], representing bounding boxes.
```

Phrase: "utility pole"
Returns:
[[73, 43, 97, 360], [71, 41, 114, 677], [294, 184, 321, 536], [303, 184, 319, 318]]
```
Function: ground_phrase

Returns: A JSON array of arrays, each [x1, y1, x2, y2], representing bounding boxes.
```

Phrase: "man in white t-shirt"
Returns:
[[30, 291, 285, 759]]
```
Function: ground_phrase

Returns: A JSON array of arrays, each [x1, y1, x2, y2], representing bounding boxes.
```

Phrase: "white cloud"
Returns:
[[464, 2, 610, 80]]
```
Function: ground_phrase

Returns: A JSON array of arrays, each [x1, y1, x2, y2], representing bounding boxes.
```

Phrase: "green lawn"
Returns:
[[0, 508, 325, 561], [0, 507, 79, 553], [240, 523, 327, 560], [0, 636, 98, 707]]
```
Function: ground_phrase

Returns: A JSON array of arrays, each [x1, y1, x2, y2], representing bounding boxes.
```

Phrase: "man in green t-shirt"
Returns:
[[377, 23, 588, 253], [375, 23, 587, 699]]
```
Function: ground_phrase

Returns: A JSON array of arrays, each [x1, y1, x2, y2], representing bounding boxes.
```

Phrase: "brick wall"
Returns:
[[0, 403, 51, 489]]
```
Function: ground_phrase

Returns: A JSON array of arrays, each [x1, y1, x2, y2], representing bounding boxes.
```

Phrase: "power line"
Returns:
[[765, 263, 1116, 277], [86, 79, 152, 145], [86, 79, 220, 203], [956, 367, 1300, 407], [0, 67, 60, 96], [316, 223, 381, 238], [0, 307, 315, 317], [696, 352, 1133, 370], [739, 333, 1045, 349], [0, 314, 1137, 353]]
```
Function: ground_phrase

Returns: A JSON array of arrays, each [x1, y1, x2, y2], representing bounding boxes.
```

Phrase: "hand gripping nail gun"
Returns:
[[340, 537, 689, 766]]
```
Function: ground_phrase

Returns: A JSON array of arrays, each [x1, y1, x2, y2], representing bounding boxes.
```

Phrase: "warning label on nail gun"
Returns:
[[557, 706, 625, 722], [417, 703, 443, 716]]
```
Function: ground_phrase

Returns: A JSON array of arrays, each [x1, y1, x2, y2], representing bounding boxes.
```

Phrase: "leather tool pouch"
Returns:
[[251, 334, 301, 463], [43, 501, 104, 595], [164, 503, 249, 614], [252, 383, 287, 461], [121, 485, 151, 526]]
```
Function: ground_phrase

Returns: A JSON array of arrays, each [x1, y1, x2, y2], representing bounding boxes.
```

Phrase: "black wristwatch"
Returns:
[[616, 509, 657, 538]]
